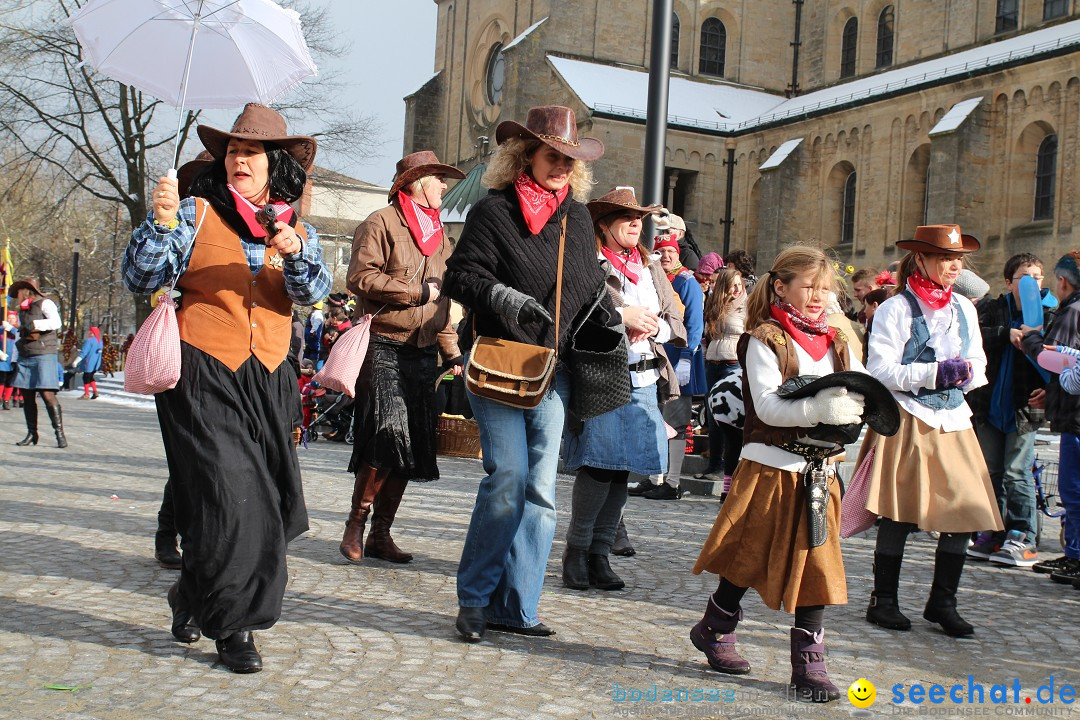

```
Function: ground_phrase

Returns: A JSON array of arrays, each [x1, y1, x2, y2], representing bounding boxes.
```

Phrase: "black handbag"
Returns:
[[568, 283, 632, 420]]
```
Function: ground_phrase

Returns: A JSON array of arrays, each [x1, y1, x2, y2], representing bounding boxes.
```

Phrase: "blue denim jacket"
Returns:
[[899, 289, 970, 411]]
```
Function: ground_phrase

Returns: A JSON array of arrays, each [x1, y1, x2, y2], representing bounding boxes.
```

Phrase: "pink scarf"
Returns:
[[601, 246, 643, 284], [770, 302, 836, 361], [227, 184, 294, 238], [907, 271, 953, 310], [514, 172, 568, 235], [397, 191, 444, 257]]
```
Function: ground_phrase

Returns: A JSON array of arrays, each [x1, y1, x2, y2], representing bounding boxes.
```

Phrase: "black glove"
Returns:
[[519, 297, 554, 326]]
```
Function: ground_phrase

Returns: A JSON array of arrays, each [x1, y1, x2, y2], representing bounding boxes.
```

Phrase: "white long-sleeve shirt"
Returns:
[[32, 299, 62, 332], [611, 258, 673, 388], [741, 335, 867, 471], [866, 291, 986, 432]]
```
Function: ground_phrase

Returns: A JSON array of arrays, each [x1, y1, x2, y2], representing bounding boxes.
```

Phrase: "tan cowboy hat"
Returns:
[[495, 105, 604, 162], [7, 277, 43, 298], [388, 151, 465, 200], [197, 103, 317, 172], [587, 187, 662, 223], [897, 224, 980, 254], [176, 150, 214, 199]]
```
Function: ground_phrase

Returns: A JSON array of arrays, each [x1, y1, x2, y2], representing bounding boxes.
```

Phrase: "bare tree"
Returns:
[[0, 0, 381, 321]]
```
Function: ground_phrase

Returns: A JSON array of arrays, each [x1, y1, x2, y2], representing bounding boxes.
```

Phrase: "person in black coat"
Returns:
[[444, 106, 615, 642]]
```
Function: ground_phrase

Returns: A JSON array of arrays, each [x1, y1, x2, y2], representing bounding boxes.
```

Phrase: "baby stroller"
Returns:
[[301, 383, 354, 445]]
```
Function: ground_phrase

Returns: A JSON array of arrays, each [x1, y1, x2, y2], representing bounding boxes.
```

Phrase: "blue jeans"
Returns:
[[1060, 433, 1080, 559], [975, 422, 1037, 538], [456, 369, 569, 628]]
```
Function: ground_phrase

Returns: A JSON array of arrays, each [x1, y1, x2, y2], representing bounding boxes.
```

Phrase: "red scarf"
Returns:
[[770, 302, 836, 361], [227, 184, 294, 239], [601, 245, 643, 284], [907, 271, 953, 310], [665, 262, 687, 283], [514, 172, 568, 235], [397, 191, 444, 257]]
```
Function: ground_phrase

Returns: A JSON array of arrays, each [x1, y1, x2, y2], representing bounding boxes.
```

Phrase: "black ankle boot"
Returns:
[[167, 583, 200, 643], [866, 553, 911, 630], [45, 405, 67, 448], [587, 553, 625, 590], [924, 552, 974, 637], [562, 548, 590, 590], [216, 631, 262, 673]]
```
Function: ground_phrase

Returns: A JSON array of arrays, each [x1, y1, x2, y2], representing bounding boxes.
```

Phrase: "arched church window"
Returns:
[[842, 172, 857, 246], [996, 0, 1019, 33], [1034, 134, 1058, 220], [1044, 0, 1069, 20], [671, 13, 681, 69], [876, 6, 895, 68], [699, 18, 726, 76], [485, 44, 505, 105], [840, 17, 858, 78]]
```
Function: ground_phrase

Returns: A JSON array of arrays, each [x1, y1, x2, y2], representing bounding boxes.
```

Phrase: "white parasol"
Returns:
[[69, 0, 318, 170]]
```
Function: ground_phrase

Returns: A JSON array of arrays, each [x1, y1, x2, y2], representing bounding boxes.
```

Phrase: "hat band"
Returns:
[[534, 132, 579, 148]]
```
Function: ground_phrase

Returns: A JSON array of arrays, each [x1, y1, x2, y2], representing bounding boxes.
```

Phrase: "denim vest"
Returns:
[[899, 290, 970, 411]]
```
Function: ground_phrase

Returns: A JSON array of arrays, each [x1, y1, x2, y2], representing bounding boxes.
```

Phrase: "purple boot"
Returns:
[[689, 598, 751, 674], [789, 628, 841, 703]]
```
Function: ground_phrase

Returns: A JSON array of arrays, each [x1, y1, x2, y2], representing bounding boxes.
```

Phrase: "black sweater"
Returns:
[[444, 187, 613, 355]]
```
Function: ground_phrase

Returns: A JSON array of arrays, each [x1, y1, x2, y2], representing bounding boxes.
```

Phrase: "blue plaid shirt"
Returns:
[[123, 197, 332, 306]]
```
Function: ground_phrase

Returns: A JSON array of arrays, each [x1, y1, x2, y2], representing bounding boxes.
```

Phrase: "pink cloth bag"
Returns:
[[123, 201, 207, 396], [123, 293, 182, 395], [841, 444, 879, 538], [312, 314, 372, 397]]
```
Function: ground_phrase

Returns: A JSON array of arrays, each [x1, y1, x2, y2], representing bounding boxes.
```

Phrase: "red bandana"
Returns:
[[770, 302, 836, 361], [514, 172, 568, 235], [227, 184, 294, 239], [601, 246, 643, 284], [907, 271, 953, 310], [397, 191, 444, 257]]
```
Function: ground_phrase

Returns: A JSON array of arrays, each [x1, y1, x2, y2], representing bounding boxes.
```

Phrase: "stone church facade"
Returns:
[[404, 0, 1080, 282]]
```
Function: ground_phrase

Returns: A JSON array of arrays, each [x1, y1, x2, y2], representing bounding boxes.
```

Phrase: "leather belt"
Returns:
[[629, 357, 661, 372]]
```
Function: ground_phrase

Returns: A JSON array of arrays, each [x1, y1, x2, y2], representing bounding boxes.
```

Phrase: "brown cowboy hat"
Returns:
[[587, 187, 662, 223], [177, 150, 214, 199], [7, 277, 43, 298], [387, 151, 465, 200], [197, 103, 317, 172], [495, 105, 604, 162], [897, 224, 980, 254]]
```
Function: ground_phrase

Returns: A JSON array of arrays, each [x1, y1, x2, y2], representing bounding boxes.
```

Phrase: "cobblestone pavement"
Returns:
[[1, 395, 1078, 720]]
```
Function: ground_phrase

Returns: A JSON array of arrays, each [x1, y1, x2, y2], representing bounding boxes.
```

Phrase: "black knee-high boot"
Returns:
[[45, 404, 67, 448], [923, 551, 974, 637], [17, 395, 38, 446]]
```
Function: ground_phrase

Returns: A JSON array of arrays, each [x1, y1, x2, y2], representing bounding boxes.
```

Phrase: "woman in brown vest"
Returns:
[[124, 104, 331, 674], [339, 151, 464, 565], [7, 277, 66, 447], [689, 247, 868, 703]]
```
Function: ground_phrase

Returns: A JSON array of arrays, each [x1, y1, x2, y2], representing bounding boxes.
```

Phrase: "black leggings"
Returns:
[[875, 518, 969, 556], [22, 389, 59, 431], [712, 577, 825, 632], [583, 467, 630, 483]]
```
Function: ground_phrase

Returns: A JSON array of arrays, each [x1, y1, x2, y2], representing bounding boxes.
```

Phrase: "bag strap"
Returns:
[[168, 199, 209, 293], [554, 215, 566, 358]]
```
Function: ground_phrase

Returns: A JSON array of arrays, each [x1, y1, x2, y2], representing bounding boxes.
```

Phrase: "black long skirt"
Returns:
[[348, 336, 440, 481], [155, 342, 308, 640]]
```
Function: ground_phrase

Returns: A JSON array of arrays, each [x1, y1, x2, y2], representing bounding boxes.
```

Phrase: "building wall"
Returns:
[[410, 0, 1080, 293]]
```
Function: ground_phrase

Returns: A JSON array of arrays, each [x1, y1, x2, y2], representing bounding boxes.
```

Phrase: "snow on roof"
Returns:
[[505, 17, 547, 51], [736, 19, 1080, 131], [549, 18, 1080, 133], [928, 97, 984, 136], [759, 138, 803, 171], [547, 55, 782, 131]]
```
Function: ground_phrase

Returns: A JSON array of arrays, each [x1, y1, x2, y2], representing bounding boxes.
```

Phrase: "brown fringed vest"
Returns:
[[736, 321, 851, 447], [175, 200, 305, 372]]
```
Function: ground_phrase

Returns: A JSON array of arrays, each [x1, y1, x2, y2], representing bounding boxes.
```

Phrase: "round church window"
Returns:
[[485, 44, 505, 105]]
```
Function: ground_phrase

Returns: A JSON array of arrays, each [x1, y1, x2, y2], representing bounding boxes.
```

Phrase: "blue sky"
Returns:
[[307, 1, 439, 187]]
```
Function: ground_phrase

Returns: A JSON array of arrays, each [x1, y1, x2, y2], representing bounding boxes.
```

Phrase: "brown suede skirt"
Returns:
[[692, 459, 847, 613], [855, 408, 1003, 533]]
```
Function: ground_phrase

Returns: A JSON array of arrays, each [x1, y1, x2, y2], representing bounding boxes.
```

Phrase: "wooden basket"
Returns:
[[437, 415, 482, 459]]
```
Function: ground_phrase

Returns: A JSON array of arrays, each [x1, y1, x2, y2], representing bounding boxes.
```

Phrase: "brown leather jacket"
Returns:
[[347, 202, 460, 361]]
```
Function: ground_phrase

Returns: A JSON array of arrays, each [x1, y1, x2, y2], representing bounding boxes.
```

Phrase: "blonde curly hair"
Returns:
[[482, 137, 594, 203]]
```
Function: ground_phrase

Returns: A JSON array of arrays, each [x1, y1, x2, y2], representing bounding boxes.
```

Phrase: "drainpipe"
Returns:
[[721, 143, 736, 256], [788, 0, 804, 97], [642, 0, 673, 248]]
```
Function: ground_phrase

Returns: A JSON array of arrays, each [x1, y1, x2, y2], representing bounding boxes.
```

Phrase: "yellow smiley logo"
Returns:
[[848, 678, 876, 708]]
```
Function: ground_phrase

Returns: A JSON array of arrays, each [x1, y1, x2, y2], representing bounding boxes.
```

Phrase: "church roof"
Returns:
[[549, 18, 1080, 134]]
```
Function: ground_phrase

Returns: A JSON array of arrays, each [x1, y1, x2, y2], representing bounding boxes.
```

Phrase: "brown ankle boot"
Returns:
[[339, 465, 388, 563], [365, 476, 413, 563]]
